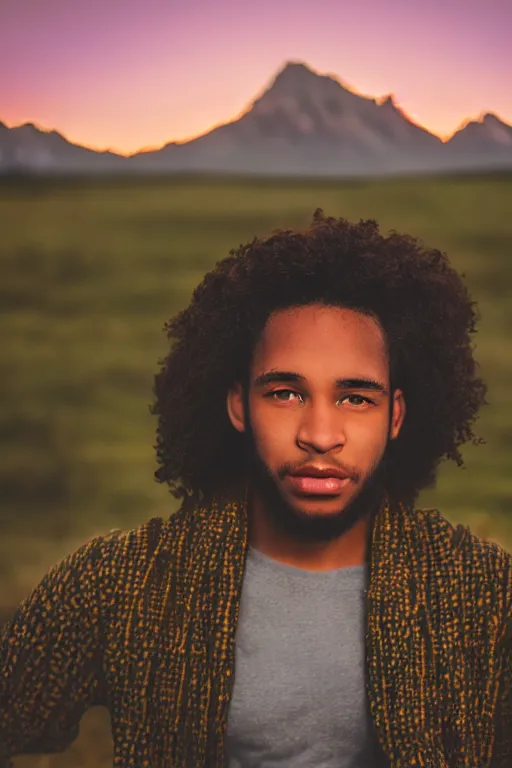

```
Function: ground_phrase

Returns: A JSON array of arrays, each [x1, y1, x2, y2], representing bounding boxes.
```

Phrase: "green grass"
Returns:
[[1, 171, 511, 766]]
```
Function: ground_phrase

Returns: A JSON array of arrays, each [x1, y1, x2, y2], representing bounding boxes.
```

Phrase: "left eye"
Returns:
[[342, 395, 369, 406]]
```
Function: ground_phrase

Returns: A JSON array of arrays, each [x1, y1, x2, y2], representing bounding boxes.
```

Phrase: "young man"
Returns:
[[1, 212, 511, 767]]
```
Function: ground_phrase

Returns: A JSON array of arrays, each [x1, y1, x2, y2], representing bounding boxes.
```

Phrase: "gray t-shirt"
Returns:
[[226, 546, 380, 767]]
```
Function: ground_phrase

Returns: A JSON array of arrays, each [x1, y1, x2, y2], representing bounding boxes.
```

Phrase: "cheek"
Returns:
[[352, 412, 389, 438], [249, 402, 295, 452], [345, 412, 390, 454]]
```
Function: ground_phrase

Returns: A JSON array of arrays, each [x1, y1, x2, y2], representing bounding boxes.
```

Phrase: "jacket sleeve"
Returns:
[[0, 533, 115, 764], [492, 557, 512, 768]]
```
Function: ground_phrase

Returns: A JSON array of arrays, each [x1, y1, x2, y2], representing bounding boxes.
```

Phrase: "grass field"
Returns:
[[1, 171, 511, 766]]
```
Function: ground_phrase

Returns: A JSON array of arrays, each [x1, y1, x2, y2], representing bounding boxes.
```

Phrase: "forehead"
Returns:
[[251, 304, 389, 380]]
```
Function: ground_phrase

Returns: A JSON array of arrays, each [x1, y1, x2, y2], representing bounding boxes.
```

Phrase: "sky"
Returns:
[[1, 0, 511, 156]]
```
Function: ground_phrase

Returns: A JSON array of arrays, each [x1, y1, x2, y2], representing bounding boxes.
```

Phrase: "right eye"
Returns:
[[267, 389, 304, 404]]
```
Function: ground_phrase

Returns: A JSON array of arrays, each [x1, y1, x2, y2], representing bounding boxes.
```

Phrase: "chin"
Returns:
[[287, 494, 351, 517]]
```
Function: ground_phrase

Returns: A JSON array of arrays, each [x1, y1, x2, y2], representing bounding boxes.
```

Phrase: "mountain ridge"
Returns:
[[1, 61, 511, 177]]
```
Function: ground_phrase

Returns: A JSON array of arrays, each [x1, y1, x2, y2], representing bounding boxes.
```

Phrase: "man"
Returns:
[[1, 211, 511, 767]]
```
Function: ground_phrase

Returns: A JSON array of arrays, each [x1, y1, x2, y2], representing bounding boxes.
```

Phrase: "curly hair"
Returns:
[[151, 210, 487, 506]]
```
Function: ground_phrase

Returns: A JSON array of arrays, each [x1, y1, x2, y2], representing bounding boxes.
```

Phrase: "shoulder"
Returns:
[[415, 506, 512, 611], [415, 506, 510, 559], [79, 507, 196, 584], [84, 513, 180, 570]]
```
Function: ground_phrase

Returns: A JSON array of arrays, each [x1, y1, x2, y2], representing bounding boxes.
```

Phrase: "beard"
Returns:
[[244, 425, 390, 546]]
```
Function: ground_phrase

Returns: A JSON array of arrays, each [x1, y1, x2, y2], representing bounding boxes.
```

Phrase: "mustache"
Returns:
[[276, 459, 361, 483]]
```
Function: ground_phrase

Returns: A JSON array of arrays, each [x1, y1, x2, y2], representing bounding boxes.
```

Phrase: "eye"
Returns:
[[339, 394, 374, 407], [268, 389, 304, 404]]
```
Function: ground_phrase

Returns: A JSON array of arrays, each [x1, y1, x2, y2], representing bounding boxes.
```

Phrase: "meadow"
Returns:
[[0, 171, 511, 766]]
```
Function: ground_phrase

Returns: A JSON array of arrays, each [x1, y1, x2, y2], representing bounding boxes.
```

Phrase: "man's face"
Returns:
[[227, 304, 405, 541]]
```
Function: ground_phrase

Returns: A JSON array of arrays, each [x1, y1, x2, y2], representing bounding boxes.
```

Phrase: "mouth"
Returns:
[[284, 466, 353, 497]]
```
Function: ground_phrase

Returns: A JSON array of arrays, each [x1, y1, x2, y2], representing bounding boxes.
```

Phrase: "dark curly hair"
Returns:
[[152, 210, 487, 507]]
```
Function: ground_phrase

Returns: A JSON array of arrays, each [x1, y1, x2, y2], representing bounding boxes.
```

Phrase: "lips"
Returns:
[[284, 465, 353, 496]]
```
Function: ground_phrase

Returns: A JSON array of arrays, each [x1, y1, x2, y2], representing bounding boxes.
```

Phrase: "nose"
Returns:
[[296, 401, 346, 454]]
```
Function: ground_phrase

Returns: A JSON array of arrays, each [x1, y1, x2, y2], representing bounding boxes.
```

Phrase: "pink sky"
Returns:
[[2, 0, 511, 155]]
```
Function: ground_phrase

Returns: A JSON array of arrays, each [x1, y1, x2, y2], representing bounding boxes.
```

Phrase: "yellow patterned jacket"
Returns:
[[1, 500, 511, 767]]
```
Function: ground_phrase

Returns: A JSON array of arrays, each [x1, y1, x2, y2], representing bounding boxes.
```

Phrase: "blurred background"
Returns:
[[1, 0, 511, 765]]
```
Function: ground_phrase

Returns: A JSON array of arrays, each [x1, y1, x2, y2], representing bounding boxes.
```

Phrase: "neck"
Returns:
[[248, 492, 373, 571]]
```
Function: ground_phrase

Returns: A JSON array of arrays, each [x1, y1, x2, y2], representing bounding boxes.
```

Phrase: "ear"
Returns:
[[390, 388, 406, 440], [226, 382, 246, 433]]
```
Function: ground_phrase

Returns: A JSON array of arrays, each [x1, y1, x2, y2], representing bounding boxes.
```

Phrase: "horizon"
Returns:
[[2, 0, 511, 156], [3, 60, 510, 158]]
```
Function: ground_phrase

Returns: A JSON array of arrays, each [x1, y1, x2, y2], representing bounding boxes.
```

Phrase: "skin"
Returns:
[[227, 304, 406, 571]]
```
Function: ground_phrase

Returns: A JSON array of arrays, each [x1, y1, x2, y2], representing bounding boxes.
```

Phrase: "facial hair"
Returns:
[[244, 420, 390, 545]]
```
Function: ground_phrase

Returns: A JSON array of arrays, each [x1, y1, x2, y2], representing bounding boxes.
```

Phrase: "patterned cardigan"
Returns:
[[1, 499, 511, 767]]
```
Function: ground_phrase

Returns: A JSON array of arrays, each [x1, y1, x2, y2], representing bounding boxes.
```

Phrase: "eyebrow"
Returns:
[[253, 370, 388, 393]]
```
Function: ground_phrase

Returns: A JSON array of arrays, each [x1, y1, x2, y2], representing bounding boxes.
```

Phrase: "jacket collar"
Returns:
[[150, 497, 502, 767]]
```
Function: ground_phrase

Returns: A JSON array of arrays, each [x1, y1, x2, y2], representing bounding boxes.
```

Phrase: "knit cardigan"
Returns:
[[1, 499, 511, 767]]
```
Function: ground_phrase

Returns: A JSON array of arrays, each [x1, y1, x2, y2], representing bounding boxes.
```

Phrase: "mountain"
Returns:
[[127, 62, 446, 176], [447, 112, 512, 157], [1, 62, 512, 177], [0, 121, 123, 174]]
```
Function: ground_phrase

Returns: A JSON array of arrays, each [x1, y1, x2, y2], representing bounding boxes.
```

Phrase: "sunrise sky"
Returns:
[[2, 0, 511, 156]]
